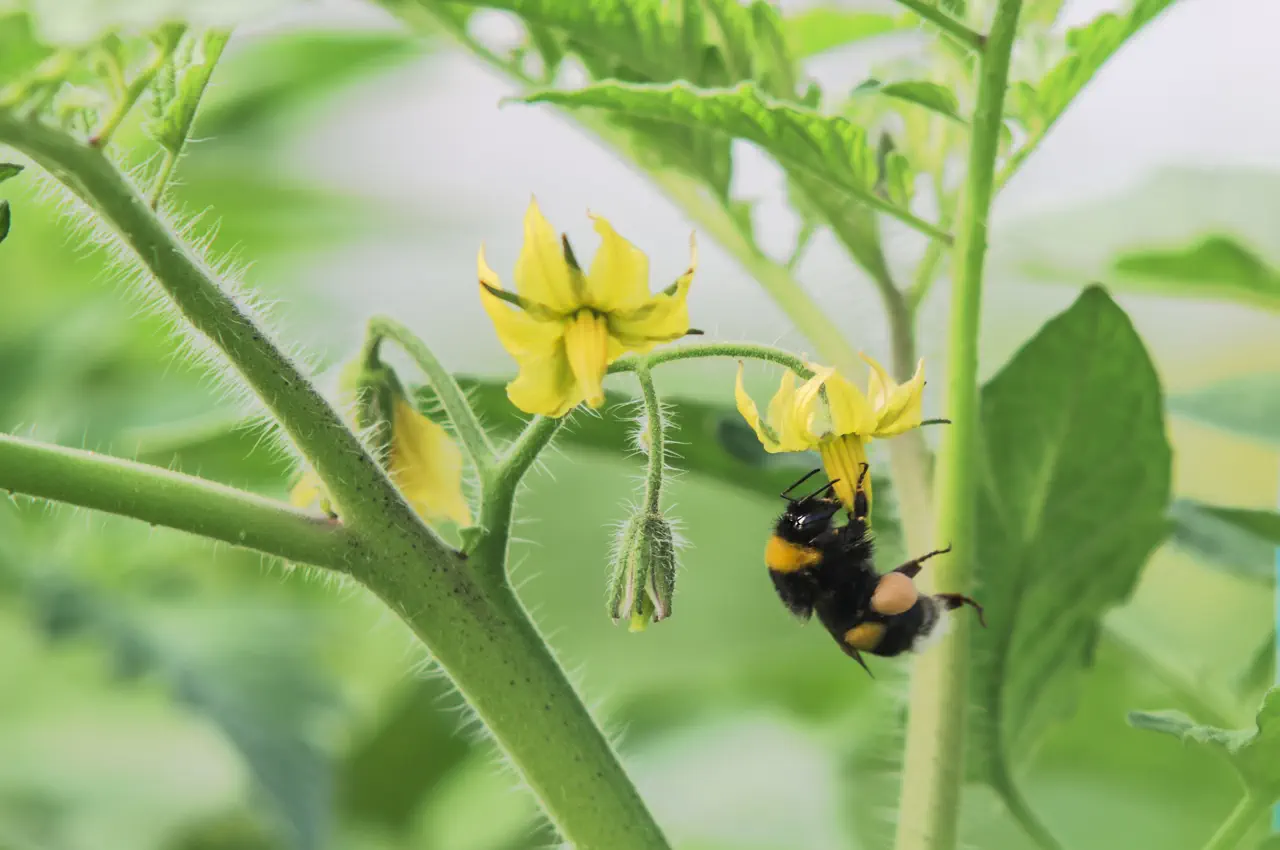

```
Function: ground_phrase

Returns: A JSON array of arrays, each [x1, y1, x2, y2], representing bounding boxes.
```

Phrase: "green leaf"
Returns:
[[1129, 688, 1280, 799], [522, 81, 929, 230], [1111, 235, 1280, 312], [443, 0, 681, 81], [853, 78, 965, 124], [1010, 0, 1177, 137], [6, 561, 337, 850], [197, 29, 426, 139], [1238, 634, 1275, 699], [0, 162, 22, 183], [0, 200, 9, 245], [1169, 499, 1280, 582], [703, 0, 755, 81], [781, 8, 907, 59], [1168, 373, 1280, 446], [146, 30, 230, 154], [970, 287, 1171, 792], [749, 0, 798, 99]]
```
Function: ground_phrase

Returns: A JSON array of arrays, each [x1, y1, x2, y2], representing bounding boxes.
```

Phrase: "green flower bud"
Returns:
[[608, 510, 678, 632]]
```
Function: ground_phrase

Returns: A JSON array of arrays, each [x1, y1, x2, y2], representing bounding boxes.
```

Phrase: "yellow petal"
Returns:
[[585, 213, 650, 312], [863, 353, 925, 436], [785, 367, 833, 446], [478, 246, 564, 359], [822, 366, 876, 437], [607, 233, 696, 350], [290, 467, 336, 518], [389, 399, 472, 526], [735, 362, 778, 451], [563, 310, 612, 408], [506, 339, 582, 417], [514, 197, 580, 313], [819, 434, 871, 511]]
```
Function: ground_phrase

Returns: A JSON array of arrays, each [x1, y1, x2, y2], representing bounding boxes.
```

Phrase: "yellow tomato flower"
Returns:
[[479, 198, 696, 417], [291, 397, 471, 527], [735, 354, 927, 509]]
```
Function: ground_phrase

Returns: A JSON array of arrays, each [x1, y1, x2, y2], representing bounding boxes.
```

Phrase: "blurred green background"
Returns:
[[3, 1, 1280, 849]]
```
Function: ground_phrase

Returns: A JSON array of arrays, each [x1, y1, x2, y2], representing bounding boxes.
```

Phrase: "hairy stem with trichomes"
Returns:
[[0, 110, 668, 850], [893, 3, 1024, 850]]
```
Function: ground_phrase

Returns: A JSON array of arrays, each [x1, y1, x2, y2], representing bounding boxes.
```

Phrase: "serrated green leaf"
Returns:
[[749, 0, 797, 99], [970, 287, 1171, 792], [702, 0, 755, 81], [1110, 235, 1280, 312], [523, 81, 936, 233], [853, 78, 965, 124], [782, 8, 907, 59], [1169, 499, 1280, 582], [147, 30, 229, 154], [1010, 0, 1177, 139], [1168, 373, 1280, 446], [1129, 688, 1280, 799], [444, 0, 680, 81]]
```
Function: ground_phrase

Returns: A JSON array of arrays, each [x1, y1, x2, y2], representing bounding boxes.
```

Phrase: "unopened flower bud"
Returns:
[[607, 510, 678, 632]]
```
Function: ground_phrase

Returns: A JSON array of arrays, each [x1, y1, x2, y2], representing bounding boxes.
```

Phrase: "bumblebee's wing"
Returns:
[[768, 569, 817, 620]]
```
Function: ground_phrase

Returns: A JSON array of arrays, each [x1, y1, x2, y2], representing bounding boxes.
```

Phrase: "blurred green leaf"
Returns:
[[781, 8, 907, 59], [1009, 0, 1177, 138], [197, 29, 426, 139], [970, 288, 1171, 799], [0, 10, 51, 82], [1168, 373, 1280, 446], [1110, 235, 1280, 312], [0, 199, 10, 244], [1130, 688, 1280, 800], [1169, 500, 1280, 582], [338, 676, 475, 833], [853, 78, 964, 124], [1023, 0, 1067, 26], [523, 81, 913, 222], [748, 1, 796, 99], [702, 0, 754, 81], [1238, 634, 1276, 699], [0, 162, 21, 182], [5, 565, 337, 850]]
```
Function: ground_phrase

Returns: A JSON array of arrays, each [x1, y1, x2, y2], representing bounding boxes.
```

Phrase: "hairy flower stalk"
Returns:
[[479, 198, 697, 416], [735, 354, 929, 511]]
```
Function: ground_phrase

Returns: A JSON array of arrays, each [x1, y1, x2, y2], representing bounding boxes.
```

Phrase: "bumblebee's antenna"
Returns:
[[780, 468, 823, 501], [798, 478, 840, 503]]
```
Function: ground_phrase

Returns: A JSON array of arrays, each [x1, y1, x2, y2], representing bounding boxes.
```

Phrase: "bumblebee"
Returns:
[[767, 466, 985, 674]]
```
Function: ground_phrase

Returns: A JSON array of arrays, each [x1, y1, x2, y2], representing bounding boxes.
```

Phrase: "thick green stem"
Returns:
[[368, 316, 498, 473], [0, 114, 442, 553], [634, 366, 665, 514], [0, 433, 355, 569], [893, 0, 987, 52], [894, 4, 1023, 850], [1, 113, 667, 849], [1201, 794, 1266, 850]]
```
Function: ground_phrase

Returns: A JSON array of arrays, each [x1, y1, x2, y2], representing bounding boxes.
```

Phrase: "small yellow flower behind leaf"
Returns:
[[289, 361, 471, 528], [734, 354, 930, 510], [479, 198, 697, 417], [388, 398, 472, 527]]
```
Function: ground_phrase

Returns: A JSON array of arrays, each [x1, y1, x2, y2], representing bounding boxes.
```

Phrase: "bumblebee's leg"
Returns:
[[936, 593, 987, 627], [891, 544, 953, 579], [851, 463, 870, 523]]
